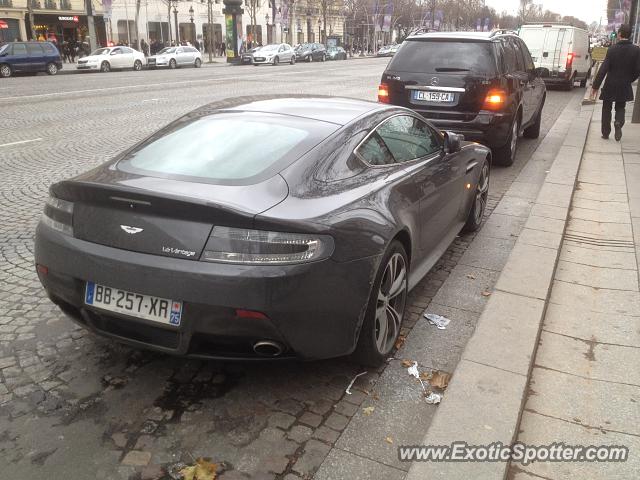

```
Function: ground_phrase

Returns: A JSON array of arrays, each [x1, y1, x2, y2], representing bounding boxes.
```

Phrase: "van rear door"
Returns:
[[520, 26, 569, 74]]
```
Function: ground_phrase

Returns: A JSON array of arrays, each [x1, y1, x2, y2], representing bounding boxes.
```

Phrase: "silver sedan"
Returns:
[[252, 44, 296, 66]]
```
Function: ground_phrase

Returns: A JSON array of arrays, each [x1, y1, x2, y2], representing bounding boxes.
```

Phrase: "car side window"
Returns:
[[377, 115, 441, 163], [510, 38, 526, 72], [26, 43, 44, 56], [176, 48, 183, 54], [112, 48, 121, 54], [356, 133, 396, 166], [12, 43, 27, 55], [500, 39, 517, 73], [519, 40, 535, 71], [43, 43, 56, 54]]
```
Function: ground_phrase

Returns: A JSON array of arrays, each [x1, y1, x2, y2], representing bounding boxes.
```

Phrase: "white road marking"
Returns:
[[0, 64, 374, 102], [0, 138, 43, 148]]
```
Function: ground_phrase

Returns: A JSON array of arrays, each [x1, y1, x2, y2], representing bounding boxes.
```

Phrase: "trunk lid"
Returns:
[[54, 170, 288, 260], [382, 38, 499, 119]]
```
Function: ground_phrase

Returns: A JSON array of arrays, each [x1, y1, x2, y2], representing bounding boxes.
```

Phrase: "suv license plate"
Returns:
[[85, 281, 182, 326], [413, 91, 454, 102]]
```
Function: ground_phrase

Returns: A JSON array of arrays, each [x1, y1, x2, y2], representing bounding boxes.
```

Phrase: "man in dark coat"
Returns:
[[592, 24, 640, 141]]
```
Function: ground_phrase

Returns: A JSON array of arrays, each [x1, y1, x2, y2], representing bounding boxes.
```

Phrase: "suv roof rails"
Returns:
[[489, 29, 518, 38], [408, 26, 438, 36]]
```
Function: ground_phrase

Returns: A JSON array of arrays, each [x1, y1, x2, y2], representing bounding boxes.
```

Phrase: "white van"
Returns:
[[519, 24, 592, 89]]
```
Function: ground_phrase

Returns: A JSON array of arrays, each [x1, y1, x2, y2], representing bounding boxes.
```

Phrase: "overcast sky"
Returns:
[[484, 0, 608, 25]]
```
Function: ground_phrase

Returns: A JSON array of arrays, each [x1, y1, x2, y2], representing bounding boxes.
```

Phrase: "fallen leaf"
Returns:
[[430, 371, 451, 390], [180, 459, 217, 480], [394, 335, 406, 349], [466, 273, 476, 280], [401, 359, 413, 368], [363, 406, 375, 415], [385, 436, 393, 444], [481, 291, 492, 297], [419, 371, 432, 382], [373, 393, 380, 401]]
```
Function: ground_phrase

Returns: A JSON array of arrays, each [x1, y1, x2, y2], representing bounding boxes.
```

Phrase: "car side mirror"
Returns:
[[443, 132, 462, 154]]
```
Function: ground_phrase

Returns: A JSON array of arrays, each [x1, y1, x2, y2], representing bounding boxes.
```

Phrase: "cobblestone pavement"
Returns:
[[0, 60, 577, 479]]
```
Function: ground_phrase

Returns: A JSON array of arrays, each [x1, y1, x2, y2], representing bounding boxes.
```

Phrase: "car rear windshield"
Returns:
[[388, 40, 496, 74], [117, 112, 338, 184]]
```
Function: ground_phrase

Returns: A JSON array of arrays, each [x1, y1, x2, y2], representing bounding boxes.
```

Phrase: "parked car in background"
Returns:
[[77, 46, 146, 72], [147, 46, 202, 69], [379, 31, 546, 166], [0, 41, 62, 78], [253, 44, 296, 65], [241, 47, 258, 65], [377, 45, 393, 57], [34, 95, 490, 366], [295, 43, 326, 62], [327, 46, 347, 60], [518, 24, 591, 89], [389, 44, 400, 56]]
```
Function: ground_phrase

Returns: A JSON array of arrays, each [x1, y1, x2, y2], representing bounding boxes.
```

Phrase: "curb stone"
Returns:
[[404, 102, 595, 480]]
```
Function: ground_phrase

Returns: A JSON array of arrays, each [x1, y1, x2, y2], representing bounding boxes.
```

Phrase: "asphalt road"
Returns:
[[0, 59, 579, 479]]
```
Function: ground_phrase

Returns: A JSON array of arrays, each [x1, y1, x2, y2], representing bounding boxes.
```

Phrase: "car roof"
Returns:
[[407, 31, 507, 42], [222, 96, 388, 126]]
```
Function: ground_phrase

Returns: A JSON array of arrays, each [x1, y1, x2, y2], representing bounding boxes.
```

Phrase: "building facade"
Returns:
[[0, 0, 107, 45]]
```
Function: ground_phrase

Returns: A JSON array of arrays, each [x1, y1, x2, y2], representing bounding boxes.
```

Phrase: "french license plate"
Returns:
[[84, 281, 182, 326], [413, 90, 454, 102]]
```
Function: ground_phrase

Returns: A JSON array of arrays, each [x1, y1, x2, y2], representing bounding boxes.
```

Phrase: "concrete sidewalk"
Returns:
[[510, 102, 640, 478]]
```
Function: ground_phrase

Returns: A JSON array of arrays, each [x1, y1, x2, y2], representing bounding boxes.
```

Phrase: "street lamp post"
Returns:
[[189, 5, 194, 45], [318, 18, 321, 45], [206, 0, 214, 61], [265, 13, 270, 44], [173, 3, 179, 44]]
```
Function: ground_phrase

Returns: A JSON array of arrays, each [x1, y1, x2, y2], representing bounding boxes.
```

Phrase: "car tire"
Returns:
[[322, 54, 326, 62], [0, 64, 12, 78], [169, 59, 177, 69], [579, 75, 587, 88], [133, 60, 142, 71], [290, 56, 295, 65], [273, 56, 279, 66], [46, 62, 58, 75], [100, 61, 110, 73], [493, 115, 520, 167], [523, 95, 545, 139], [353, 240, 408, 367], [194, 58, 202, 68], [462, 161, 490, 233], [308, 55, 312, 62]]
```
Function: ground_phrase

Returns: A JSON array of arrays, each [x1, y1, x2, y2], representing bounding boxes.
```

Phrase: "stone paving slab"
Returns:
[[525, 366, 640, 436], [430, 264, 498, 314], [555, 259, 639, 291], [534, 330, 640, 386], [543, 302, 640, 346], [559, 242, 637, 270], [457, 235, 516, 272], [516, 411, 640, 479], [315, 447, 406, 480], [475, 213, 527, 240], [549, 279, 640, 316], [518, 227, 563, 250], [494, 242, 559, 300]]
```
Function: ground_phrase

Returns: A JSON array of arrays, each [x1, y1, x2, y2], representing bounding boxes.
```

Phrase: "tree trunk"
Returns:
[[135, 0, 141, 46]]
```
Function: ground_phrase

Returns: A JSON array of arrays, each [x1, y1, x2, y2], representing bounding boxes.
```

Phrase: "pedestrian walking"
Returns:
[[592, 24, 640, 141]]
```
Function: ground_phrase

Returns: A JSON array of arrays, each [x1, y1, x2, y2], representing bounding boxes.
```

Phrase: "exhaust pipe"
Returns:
[[253, 340, 284, 357]]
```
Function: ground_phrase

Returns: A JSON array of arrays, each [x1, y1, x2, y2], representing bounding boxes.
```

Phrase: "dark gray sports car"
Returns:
[[34, 95, 491, 366]]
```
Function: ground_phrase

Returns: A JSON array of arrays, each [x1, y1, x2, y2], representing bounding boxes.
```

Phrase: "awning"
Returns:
[[0, 20, 9, 29]]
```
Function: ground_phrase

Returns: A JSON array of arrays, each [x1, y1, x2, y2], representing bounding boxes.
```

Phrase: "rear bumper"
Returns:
[[34, 222, 379, 361], [417, 110, 513, 149]]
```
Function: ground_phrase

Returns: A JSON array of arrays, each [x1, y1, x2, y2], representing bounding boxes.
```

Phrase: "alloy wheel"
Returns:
[[46, 63, 57, 75], [510, 119, 519, 158], [0, 64, 10, 78], [101, 61, 110, 73], [474, 163, 490, 225], [169, 59, 176, 69], [375, 253, 407, 354], [195, 58, 201, 68], [133, 60, 142, 71]]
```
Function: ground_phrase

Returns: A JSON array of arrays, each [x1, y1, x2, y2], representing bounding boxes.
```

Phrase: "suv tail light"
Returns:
[[483, 89, 507, 110], [378, 84, 390, 103]]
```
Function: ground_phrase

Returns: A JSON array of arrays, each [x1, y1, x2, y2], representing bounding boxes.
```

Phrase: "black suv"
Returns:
[[379, 31, 546, 165], [295, 43, 327, 62]]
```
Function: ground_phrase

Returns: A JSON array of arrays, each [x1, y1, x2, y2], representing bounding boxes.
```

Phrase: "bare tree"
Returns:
[[247, 0, 261, 46]]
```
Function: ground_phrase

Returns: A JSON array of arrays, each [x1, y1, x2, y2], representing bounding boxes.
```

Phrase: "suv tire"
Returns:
[[494, 116, 520, 166], [0, 64, 11, 78]]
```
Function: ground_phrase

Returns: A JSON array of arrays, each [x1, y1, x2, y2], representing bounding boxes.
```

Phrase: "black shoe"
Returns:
[[614, 123, 622, 141], [602, 134, 609, 139]]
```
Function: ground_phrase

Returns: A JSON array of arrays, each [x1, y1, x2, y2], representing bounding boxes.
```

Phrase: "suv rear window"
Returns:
[[388, 40, 496, 74], [117, 112, 338, 184]]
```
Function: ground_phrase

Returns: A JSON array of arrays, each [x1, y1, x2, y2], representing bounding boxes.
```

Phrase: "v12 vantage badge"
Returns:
[[162, 246, 197, 258]]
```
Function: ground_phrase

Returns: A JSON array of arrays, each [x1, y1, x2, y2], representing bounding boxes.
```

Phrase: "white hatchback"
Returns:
[[76, 46, 146, 73], [252, 44, 296, 66], [147, 46, 202, 69]]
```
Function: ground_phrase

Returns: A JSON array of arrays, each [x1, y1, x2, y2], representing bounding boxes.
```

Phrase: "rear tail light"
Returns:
[[42, 195, 74, 235], [565, 52, 574, 77], [378, 84, 390, 103], [201, 227, 334, 265], [482, 89, 507, 110], [235, 309, 269, 320]]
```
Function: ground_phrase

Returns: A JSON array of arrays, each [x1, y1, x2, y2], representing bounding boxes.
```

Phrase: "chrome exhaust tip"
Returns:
[[253, 340, 284, 357]]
